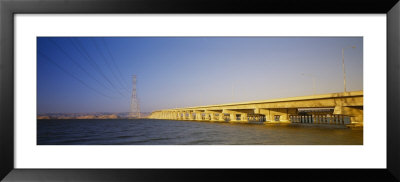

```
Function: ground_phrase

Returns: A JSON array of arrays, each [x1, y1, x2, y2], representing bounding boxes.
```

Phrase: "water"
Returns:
[[37, 119, 363, 145]]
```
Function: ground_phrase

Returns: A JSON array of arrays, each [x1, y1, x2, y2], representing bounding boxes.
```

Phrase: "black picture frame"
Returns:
[[1, 0, 399, 181]]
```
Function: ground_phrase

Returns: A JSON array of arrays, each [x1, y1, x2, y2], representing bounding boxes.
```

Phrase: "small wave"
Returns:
[[115, 134, 146, 139], [186, 139, 212, 145]]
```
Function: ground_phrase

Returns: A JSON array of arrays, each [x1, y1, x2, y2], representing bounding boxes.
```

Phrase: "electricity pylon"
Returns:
[[130, 75, 140, 118]]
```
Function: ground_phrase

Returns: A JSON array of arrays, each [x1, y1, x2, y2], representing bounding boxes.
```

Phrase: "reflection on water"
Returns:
[[37, 119, 363, 145]]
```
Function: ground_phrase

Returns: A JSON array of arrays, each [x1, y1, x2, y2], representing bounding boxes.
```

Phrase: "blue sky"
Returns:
[[37, 37, 363, 113]]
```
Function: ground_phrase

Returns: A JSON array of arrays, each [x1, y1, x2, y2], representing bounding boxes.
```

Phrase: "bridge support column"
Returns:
[[204, 110, 223, 122], [229, 113, 237, 122], [241, 113, 248, 121], [178, 112, 183, 120], [172, 112, 177, 120], [223, 109, 250, 123], [195, 112, 203, 121], [259, 108, 296, 123], [209, 113, 215, 121], [227, 113, 248, 122], [213, 113, 220, 121], [209, 113, 216, 121], [188, 112, 194, 120], [182, 112, 186, 120], [219, 113, 225, 121], [205, 113, 211, 120], [333, 106, 363, 126], [260, 109, 272, 122]]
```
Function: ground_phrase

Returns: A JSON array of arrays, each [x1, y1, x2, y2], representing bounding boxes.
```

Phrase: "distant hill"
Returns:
[[37, 112, 151, 120]]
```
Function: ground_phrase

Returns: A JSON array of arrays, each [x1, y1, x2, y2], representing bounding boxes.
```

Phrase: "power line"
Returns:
[[38, 50, 116, 99], [48, 38, 114, 93], [101, 38, 131, 91], [91, 38, 130, 93], [71, 38, 127, 97]]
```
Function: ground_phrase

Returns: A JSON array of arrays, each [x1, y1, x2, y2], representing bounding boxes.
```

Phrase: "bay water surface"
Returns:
[[37, 119, 363, 145]]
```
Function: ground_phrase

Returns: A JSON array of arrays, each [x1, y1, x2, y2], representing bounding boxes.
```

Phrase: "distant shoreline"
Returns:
[[37, 112, 150, 120], [37, 118, 146, 120]]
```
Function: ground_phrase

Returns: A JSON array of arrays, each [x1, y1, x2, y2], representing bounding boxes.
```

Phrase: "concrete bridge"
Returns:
[[148, 91, 363, 126]]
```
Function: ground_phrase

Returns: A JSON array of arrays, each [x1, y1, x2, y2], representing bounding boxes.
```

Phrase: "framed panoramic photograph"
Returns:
[[1, 0, 400, 181], [36, 36, 364, 145]]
